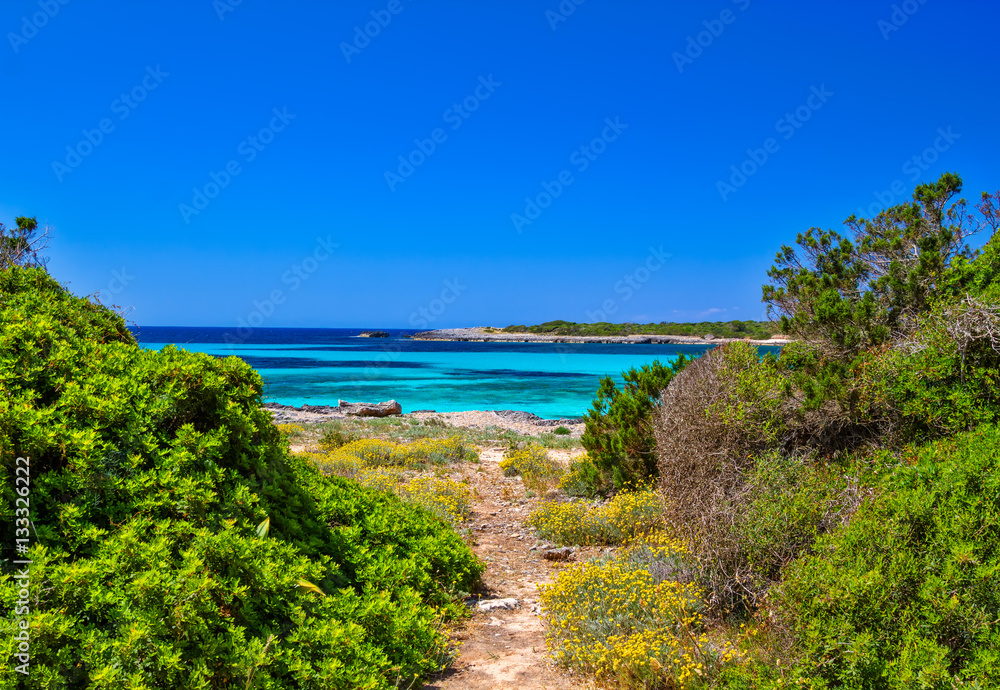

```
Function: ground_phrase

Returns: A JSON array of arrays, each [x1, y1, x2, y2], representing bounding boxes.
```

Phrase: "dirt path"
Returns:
[[423, 447, 592, 690]]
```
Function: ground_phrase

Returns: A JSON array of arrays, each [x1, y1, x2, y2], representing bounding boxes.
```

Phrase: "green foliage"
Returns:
[[762, 174, 1000, 430], [0, 268, 483, 688], [582, 358, 689, 493], [503, 319, 774, 339], [317, 422, 360, 450], [553, 425, 571, 435], [771, 425, 1000, 688], [0, 216, 48, 270], [764, 173, 972, 354], [558, 454, 609, 498]]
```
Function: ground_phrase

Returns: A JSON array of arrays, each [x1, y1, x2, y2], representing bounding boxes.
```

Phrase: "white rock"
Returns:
[[477, 598, 520, 612]]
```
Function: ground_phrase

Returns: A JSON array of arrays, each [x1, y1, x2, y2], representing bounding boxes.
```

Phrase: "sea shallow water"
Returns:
[[133, 327, 781, 419]]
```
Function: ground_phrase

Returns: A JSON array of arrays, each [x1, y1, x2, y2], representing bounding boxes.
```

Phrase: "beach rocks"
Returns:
[[338, 399, 402, 417], [358, 331, 389, 338], [492, 409, 584, 427]]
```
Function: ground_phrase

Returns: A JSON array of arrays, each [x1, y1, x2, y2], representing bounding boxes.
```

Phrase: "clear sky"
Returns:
[[3, 0, 998, 328]]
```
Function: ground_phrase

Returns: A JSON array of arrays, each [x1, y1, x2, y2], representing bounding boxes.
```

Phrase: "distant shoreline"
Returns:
[[412, 326, 788, 346]]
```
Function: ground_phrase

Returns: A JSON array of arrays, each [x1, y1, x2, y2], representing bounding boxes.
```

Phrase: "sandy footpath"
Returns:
[[422, 446, 596, 690]]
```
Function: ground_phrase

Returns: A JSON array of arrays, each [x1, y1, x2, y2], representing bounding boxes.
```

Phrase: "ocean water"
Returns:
[[133, 327, 780, 419]]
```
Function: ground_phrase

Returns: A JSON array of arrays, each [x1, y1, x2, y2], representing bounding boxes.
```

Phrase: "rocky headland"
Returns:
[[411, 326, 787, 346]]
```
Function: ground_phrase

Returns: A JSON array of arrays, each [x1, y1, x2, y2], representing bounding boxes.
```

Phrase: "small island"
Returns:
[[357, 330, 390, 338]]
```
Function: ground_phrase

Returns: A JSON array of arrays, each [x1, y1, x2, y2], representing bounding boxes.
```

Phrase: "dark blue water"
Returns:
[[132, 327, 775, 419]]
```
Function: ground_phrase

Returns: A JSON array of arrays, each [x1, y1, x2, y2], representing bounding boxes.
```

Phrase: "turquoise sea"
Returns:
[[133, 327, 780, 419]]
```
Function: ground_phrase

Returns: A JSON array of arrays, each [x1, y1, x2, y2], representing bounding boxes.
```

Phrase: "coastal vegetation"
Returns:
[[503, 319, 774, 340], [531, 173, 1000, 688], [0, 266, 483, 688], [581, 359, 689, 493], [3, 171, 998, 688]]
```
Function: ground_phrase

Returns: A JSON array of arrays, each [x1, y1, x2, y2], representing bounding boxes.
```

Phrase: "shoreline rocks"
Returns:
[[262, 403, 585, 437], [338, 399, 402, 417], [411, 326, 784, 346]]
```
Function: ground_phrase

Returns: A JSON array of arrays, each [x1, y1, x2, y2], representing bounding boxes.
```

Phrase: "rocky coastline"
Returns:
[[264, 402, 585, 437], [411, 326, 787, 346]]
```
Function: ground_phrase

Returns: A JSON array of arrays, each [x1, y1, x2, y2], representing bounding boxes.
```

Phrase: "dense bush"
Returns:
[[654, 342, 821, 612], [0, 268, 483, 688], [582, 357, 689, 492], [766, 425, 1000, 688], [762, 174, 1000, 446]]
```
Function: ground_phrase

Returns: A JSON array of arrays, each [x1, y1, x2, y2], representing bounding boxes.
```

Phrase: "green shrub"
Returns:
[[558, 454, 609, 498], [0, 268, 483, 688], [499, 443, 558, 477], [770, 425, 1000, 688], [654, 342, 804, 612], [553, 425, 571, 435], [582, 357, 689, 493], [318, 422, 361, 450]]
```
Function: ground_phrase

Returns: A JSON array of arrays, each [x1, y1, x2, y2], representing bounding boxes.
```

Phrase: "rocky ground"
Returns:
[[267, 403, 586, 439]]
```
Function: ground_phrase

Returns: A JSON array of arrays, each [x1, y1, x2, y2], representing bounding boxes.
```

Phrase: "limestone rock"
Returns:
[[337, 399, 402, 417], [476, 598, 520, 612], [542, 547, 575, 561]]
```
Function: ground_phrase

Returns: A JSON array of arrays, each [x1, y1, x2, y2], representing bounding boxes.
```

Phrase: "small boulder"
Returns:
[[542, 547, 575, 561], [337, 399, 402, 417], [477, 598, 520, 612]]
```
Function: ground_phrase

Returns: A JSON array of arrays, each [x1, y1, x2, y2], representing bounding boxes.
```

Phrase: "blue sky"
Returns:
[[2, 0, 998, 328]]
